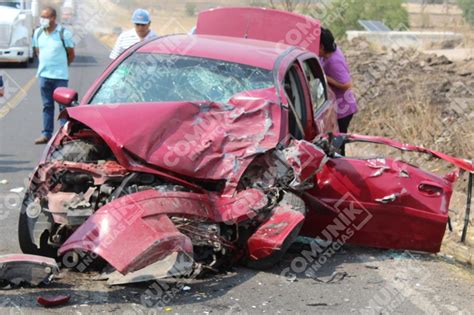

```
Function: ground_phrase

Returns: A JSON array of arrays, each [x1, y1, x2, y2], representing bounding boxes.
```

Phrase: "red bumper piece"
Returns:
[[37, 295, 71, 307], [247, 199, 305, 260]]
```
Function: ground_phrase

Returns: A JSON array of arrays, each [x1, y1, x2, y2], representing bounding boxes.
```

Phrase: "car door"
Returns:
[[290, 56, 450, 253], [298, 55, 339, 136], [281, 62, 311, 141], [300, 153, 451, 253]]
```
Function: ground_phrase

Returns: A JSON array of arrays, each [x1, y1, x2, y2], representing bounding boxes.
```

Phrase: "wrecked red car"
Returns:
[[17, 7, 473, 283]]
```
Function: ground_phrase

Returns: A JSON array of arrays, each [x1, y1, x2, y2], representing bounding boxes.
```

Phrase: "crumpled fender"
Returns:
[[59, 189, 268, 274], [279, 140, 328, 188], [58, 192, 194, 274], [247, 193, 306, 260]]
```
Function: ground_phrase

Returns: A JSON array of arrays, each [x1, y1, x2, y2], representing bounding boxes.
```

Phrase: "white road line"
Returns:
[[0, 76, 37, 120]]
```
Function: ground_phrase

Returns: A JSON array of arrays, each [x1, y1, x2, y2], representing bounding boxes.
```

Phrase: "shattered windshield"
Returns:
[[90, 53, 274, 105]]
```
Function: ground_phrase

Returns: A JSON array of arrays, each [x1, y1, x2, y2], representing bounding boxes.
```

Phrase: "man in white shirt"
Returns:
[[109, 9, 158, 60]]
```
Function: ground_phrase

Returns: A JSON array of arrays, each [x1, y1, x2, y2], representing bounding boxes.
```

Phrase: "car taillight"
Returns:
[[418, 183, 443, 196]]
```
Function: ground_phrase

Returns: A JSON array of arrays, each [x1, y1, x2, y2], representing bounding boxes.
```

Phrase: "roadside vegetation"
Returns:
[[250, 0, 409, 38], [458, 0, 474, 25], [311, 0, 409, 38]]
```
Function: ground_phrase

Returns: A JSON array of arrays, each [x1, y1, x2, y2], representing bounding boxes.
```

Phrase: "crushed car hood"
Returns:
[[66, 89, 282, 194]]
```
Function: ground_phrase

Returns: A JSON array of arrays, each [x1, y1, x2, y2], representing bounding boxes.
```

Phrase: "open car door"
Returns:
[[300, 134, 473, 253]]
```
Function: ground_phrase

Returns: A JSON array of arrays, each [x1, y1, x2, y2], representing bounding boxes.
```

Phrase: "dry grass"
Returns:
[[351, 91, 473, 159]]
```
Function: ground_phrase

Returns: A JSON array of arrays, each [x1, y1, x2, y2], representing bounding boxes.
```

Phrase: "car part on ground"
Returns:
[[37, 295, 71, 307], [0, 254, 59, 287], [103, 252, 195, 286]]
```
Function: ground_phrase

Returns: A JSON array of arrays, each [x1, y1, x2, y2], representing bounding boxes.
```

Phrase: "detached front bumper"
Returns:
[[0, 46, 29, 63]]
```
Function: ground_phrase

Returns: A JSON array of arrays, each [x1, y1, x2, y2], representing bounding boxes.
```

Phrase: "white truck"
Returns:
[[0, 0, 39, 66]]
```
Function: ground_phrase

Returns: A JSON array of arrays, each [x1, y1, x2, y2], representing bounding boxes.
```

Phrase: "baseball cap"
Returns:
[[132, 9, 151, 25]]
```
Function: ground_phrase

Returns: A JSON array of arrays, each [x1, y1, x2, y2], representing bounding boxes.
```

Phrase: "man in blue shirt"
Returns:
[[32, 6, 75, 144]]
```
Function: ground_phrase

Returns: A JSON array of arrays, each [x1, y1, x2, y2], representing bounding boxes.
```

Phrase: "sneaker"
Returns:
[[34, 135, 50, 145]]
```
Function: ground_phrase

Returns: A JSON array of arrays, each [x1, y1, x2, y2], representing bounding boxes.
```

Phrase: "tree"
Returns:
[[265, 0, 312, 12], [249, 0, 272, 7], [185, 2, 197, 17], [458, 0, 474, 25], [309, 0, 409, 39]]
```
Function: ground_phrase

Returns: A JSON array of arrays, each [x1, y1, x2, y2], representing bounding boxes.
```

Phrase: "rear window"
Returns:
[[90, 53, 274, 105]]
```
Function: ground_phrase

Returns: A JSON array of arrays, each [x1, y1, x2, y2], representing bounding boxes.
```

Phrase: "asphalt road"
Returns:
[[0, 34, 473, 314]]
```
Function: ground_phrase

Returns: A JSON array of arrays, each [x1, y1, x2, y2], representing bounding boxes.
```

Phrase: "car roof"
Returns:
[[137, 34, 300, 70]]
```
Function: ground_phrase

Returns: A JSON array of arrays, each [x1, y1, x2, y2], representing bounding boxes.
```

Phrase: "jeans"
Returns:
[[39, 77, 68, 138]]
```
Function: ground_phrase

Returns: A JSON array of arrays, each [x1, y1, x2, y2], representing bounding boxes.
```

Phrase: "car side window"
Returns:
[[283, 65, 307, 140], [302, 58, 327, 113]]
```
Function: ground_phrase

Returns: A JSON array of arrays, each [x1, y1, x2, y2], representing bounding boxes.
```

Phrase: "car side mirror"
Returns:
[[53, 87, 78, 107]]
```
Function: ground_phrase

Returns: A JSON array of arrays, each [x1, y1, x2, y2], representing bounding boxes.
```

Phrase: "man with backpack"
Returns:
[[32, 6, 75, 144]]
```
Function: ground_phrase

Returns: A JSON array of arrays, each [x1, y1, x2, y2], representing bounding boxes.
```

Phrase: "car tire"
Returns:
[[244, 192, 306, 270]]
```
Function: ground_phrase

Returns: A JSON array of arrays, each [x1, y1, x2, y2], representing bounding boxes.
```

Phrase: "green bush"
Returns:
[[458, 0, 474, 25], [309, 0, 409, 39], [185, 3, 197, 17], [249, 0, 271, 7]]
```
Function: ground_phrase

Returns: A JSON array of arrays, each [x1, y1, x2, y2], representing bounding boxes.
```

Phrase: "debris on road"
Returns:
[[9, 187, 24, 193], [0, 254, 59, 287], [37, 295, 71, 307], [312, 271, 348, 284], [0, 179, 8, 185], [104, 252, 194, 286], [307, 303, 329, 307]]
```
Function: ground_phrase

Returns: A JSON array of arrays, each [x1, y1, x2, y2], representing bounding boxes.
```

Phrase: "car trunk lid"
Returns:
[[196, 7, 321, 55]]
